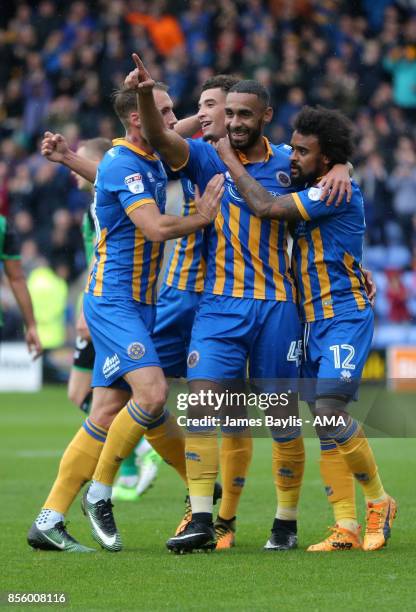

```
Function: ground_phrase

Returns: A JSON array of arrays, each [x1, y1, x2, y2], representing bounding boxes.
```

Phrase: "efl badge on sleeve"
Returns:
[[308, 187, 322, 201], [125, 173, 144, 194]]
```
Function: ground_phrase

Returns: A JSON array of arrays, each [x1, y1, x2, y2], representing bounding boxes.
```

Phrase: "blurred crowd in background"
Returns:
[[1, 0, 416, 351]]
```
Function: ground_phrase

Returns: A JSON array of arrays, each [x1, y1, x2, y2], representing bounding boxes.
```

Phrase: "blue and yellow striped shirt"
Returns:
[[174, 137, 296, 301], [292, 182, 369, 322], [85, 139, 167, 304], [163, 177, 205, 293]]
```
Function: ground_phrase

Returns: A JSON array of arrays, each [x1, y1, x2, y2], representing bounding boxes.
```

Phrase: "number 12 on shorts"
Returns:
[[329, 344, 356, 370]]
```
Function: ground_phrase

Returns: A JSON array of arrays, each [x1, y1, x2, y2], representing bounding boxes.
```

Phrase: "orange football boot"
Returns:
[[362, 496, 397, 551], [307, 525, 362, 552], [214, 517, 236, 550]]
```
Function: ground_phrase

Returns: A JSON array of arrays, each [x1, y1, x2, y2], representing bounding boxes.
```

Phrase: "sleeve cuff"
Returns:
[[292, 193, 311, 221], [168, 150, 190, 173], [126, 198, 156, 215]]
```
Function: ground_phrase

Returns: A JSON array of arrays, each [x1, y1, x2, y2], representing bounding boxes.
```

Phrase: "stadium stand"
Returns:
[[0, 0, 416, 349]]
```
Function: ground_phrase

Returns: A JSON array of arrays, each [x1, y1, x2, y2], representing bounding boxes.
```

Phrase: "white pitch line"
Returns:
[[14, 450, 62, 458]]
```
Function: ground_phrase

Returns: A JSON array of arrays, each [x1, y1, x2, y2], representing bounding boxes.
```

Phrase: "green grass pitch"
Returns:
[[1, 386, 416, 611]]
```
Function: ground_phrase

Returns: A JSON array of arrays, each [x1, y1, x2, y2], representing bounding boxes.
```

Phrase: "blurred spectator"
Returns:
[[180, 0, 213, 59], [386, 269, 410, 322], [275, 87, 306, 141], [387, 137, 416, 246], [0, 162, 9, 216], [126, 0, 185, 57], [383, 19, 416, 118], [356, 153, 392, 246], [27, 261, 68, 349]]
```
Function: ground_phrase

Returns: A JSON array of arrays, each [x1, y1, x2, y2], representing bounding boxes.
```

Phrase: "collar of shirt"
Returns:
[[112, 138, 159, 161], [236, 137, 274, 165]]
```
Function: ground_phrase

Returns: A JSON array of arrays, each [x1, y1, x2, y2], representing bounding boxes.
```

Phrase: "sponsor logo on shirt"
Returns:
[[103, 353, 121, 378]]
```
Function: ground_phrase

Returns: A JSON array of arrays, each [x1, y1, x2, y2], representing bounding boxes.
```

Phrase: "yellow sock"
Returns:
[[145, 412, 187, 484], [44, 418, 107, 514], [272, 435, 305, 520], [218, 433, 253, 520], [92, 400, 156, 485], [186, 432, 218, 500], [335, 424, 386, 503], [320, 441, 357, 530], [360, 472, 387, 503]]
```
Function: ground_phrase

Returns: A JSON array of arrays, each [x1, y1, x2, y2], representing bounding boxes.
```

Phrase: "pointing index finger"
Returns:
[[132, 53, 144, 71]]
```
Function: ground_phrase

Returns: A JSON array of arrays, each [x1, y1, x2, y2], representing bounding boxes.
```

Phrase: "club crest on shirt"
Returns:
[[155, 182, 166, 208], [186, 180, 196, 196], [125, 173, 144, 194], [127, 342, 146, 360], [276, 171, 291, 187], [187, 350, 200, 368]]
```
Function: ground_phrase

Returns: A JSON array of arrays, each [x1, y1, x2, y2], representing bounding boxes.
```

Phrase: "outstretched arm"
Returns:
[[125, 54, 190, 170], [175, 114, 201, 138], [216, 138, 302, 222], [129, 174, 224, 241], [41, 132, 97, 183]]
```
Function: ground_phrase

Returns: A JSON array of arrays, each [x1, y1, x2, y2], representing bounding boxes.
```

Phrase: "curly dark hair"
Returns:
[[293, 105, 355, 165], [201, 74, 240, 93]]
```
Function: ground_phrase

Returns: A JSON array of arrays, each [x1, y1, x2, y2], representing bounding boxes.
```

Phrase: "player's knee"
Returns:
[[312, 398, 348, 437], [89, 401, 120, 430], [67, 385, 83, 408], [92, 411, 116, 430], [132, 380, 169, 414]]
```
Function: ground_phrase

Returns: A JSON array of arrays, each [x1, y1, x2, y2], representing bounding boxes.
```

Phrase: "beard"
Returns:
[[290, 165, 317, 186], [228, 123, 263, 151]]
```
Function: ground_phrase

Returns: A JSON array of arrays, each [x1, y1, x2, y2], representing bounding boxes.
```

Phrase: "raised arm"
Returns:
[[125, 54, 190, 170], [41, 132, 98, 183], [175, 114, 201, 138], [129, 174, 224, 242], [216, 138, 302, 222]]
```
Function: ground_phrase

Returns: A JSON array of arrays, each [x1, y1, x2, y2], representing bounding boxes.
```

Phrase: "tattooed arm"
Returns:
[[216, 137, 303, 222]]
